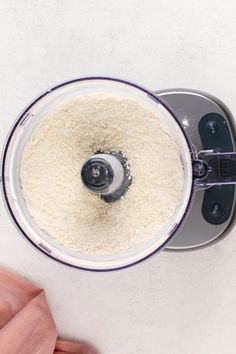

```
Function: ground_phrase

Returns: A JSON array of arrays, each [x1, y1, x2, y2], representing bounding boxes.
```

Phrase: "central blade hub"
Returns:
[[81, 152, 131, 202]]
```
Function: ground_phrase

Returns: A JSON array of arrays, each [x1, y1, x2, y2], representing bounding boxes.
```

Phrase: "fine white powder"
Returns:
[[20, 95, 184, 255]]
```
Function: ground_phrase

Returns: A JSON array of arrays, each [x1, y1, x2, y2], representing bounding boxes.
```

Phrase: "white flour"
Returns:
[[20, 95, 184, 255]]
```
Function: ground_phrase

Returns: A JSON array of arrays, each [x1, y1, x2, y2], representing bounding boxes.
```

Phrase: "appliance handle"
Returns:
[[193, 151, 236, 186]]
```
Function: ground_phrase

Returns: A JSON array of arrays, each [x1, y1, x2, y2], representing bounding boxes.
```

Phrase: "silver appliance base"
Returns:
[[155, 89, 236, 250]]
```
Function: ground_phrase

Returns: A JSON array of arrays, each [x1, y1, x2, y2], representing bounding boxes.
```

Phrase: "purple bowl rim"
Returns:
[[1, 76, 194, 272]]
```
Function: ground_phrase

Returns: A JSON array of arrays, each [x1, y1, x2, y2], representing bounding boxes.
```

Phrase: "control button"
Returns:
[[199, 113, 233, 152], [208, 203, 224, 218], [205, 120, 220, 135], [202, 185, 234, 225]]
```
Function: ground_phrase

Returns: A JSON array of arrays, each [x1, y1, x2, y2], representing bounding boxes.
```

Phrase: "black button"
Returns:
[[202, 186, 234, 225], [208, 203, 224, 218], [205, 120, 220, 135]]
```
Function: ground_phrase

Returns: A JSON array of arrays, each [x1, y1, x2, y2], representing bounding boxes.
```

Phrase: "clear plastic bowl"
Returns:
[[1, 77, 193, 271]]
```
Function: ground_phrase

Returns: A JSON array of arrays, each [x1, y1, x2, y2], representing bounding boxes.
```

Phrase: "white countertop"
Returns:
[[1, 1, 236, 353]]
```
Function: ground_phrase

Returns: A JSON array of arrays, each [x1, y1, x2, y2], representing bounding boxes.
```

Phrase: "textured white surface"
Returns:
[[1, 1, 236, 353]]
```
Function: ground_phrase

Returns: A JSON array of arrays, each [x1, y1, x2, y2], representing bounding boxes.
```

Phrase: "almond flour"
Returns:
[[20, 95, 184, 255]]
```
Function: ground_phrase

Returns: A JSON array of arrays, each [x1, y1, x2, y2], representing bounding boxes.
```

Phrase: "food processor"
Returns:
[[1, 77, 236, 271]]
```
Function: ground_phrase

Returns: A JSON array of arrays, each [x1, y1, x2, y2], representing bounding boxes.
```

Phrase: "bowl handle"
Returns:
[[193, 150, 236, 186]]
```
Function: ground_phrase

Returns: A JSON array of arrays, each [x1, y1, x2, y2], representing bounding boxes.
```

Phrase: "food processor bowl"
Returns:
[[1, 77, 195, 271]]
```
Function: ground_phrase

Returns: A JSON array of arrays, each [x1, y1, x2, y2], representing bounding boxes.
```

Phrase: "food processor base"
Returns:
[[155, 89, 236, 250]]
